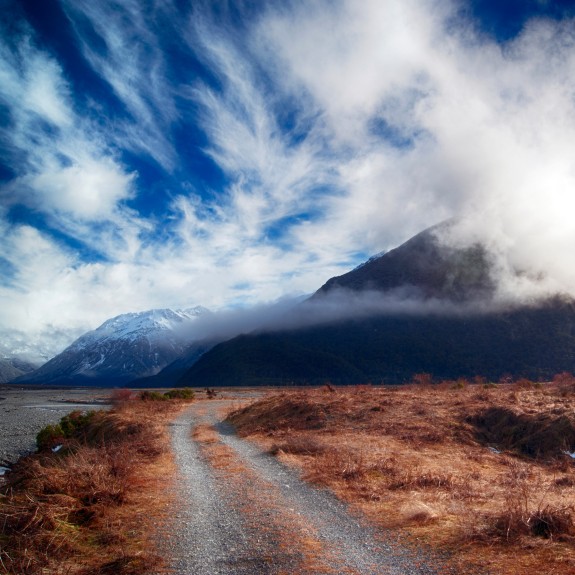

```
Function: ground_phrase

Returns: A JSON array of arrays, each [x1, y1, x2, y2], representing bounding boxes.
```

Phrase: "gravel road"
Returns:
[[164, 399, 453, 575]]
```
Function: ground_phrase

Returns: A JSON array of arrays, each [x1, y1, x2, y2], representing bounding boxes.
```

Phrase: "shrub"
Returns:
[[60, 410, 96, 437], [451, 378, 468, 390], [487, 501, 575, 542], [36, 411, 97, 450], [163, 388, 194, 400], [553, 372, 575, 386], [138, 391, 166, 401], [36, 423, 65, 450], [514, 378, 535, 389]]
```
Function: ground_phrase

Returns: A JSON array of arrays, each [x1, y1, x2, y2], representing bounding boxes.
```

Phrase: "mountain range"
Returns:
[[10, 223, 575, 386], [12, 307, 209, 386]]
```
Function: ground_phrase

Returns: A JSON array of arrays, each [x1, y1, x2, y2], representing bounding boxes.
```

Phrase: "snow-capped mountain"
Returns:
[[0, 357, 38, 383], [14, 307, 210, 386]]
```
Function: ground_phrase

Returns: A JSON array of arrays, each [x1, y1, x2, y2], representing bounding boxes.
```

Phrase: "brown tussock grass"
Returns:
[[0, 397, 185, 575], [227, 382, 575, 575]]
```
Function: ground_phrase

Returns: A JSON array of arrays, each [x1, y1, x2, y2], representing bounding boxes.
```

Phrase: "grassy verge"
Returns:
[[227, 378, 575, 574], [0, 390, 192, 575]]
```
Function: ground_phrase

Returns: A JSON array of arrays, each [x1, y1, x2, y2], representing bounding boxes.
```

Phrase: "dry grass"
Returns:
[[227, 381, 575, 575], [0, 397, 184, 575]]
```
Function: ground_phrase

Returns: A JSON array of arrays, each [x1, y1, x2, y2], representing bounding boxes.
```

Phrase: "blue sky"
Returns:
[[2, 0, 575, 360]]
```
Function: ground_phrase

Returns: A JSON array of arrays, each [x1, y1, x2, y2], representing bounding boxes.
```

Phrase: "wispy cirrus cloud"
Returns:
[[60, 0, 180, 171], [2, 0, 575, 360]]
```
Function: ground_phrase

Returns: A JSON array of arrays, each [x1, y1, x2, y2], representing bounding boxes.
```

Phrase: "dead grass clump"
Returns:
[[303, 448, 398, 490], [402, 502, 439, 525], [411, 373, 433, 386], [228, 393, 337, 434], [484, 504, 575, 542], [469, 406, 575, 459], [305, 449, 367, 483], [269, 436, 328, 456], [388, 469, 455, 491], [0, 400, 179, 575], [554, 475, 575, 488]]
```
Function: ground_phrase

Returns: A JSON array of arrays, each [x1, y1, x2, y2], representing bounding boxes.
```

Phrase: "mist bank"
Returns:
[[179, 297, 575, 387]]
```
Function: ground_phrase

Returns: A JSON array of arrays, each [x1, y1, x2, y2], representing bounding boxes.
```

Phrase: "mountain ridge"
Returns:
[[13, 307, 209, 386]]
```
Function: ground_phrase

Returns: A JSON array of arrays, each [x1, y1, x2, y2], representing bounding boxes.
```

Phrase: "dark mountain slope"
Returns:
[[179, 298, 575, 386], [130, 340, 217, 387], [179, 224, 575, 386], [180, 333, 366, 386]]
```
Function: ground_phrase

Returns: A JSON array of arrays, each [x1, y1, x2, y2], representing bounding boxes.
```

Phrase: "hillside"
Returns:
[[179, 224, 575, 386], [179, 297, 575, 386], [0, 358, 38, 384]]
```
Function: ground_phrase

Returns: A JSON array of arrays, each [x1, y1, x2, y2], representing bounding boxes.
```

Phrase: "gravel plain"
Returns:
[[164, 399, 452, 575], [0, 385, 110, 467]]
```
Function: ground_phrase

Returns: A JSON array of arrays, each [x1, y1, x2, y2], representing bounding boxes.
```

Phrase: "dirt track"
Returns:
[[163, 399, 450, 575]]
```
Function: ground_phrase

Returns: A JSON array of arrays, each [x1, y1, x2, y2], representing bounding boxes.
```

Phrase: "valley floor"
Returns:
[[227, 383, 575, 575]]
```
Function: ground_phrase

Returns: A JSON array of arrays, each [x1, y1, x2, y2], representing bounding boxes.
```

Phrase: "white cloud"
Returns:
[[26, 158, 135, 219], [3, 0, 575, 359]]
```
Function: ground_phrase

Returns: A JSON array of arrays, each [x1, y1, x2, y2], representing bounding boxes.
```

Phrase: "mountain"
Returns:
[[0, 357, 38, 384], [14, 307, 209, 386], [130, 339, 218, 387], [315, 222, 495, 301], [178, 225, 575, 386]]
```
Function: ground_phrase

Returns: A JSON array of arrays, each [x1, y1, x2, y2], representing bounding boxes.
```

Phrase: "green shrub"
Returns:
[[36, 410, 98, 450], [59, 410, 96, 436], [138, 390, 166, 401], [163, 388, 194, 400], [36, 423, 65, 450]]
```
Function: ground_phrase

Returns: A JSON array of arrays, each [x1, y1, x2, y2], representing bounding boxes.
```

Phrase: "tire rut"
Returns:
[[163, 400, 452, 575]]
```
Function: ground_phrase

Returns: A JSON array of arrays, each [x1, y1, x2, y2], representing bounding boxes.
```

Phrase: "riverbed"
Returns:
[[0, 386, 111, 466]]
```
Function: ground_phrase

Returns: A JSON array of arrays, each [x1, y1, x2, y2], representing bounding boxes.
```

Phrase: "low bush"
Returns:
[[138, 388, 194, 401], [138, 390, 166, 401], [110, 388, 134, 405], [389, 470, 455, 491], [163, 388, 194, 400], [36, 423, 65, 450], [469, 406, 575, 459], [36, 410, 99, 451], [486, 502, 575, 542], [270, 436, 328, 456]]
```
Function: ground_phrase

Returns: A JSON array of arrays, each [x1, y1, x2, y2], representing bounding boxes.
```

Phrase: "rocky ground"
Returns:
[[0, 386, 110, 467]]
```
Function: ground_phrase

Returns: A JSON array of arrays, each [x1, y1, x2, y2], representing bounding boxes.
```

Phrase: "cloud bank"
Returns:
[[1, 0, 575, 359]]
